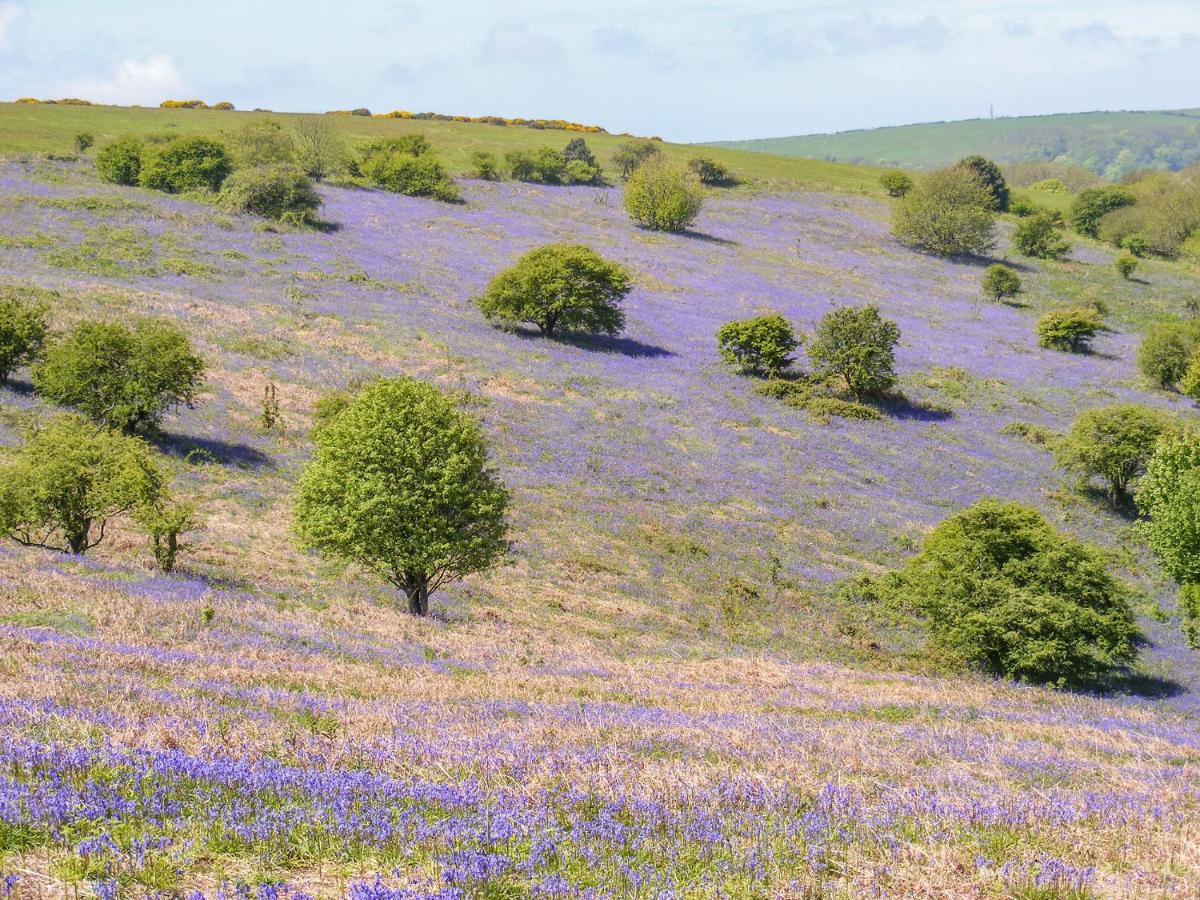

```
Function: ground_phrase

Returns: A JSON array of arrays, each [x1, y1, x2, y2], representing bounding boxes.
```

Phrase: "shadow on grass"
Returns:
[[0, 378, 34, 397], [513, 328, 674, 359], [873, 392, 954, 422], [681, 229, 739, 247], [156, 432, 273, 468], [1095, 669, 1185, 702]]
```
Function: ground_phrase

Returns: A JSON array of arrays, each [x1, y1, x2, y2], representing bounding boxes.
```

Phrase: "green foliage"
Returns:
[[891, 166, 997, 257], [715, 314, 801, 378], [879, 170, 913, 197], [808, 305, 900, 401], [869, 499, 1137, 686], [227, 119, 296, 168], [1114, 251, 1139, 280], [361, 149, 459, 202], [1135, 427, 1200, 584], [612, 140, 663, 179], [562, 159, 603, 186], [1008, 198, 1038, 217], [1068, 186, 1134, 237], [73, 132, 94, 153], [1036, 309, 1101, 353], [134, 494, 199, 573], [291, 116, 344, 182], [95, 136, 145, 186], [981, 264, 1021, 302], [505, 146, 567, 185], [1029, 178, 1068, 193], [561, 138, 597, 168], [1178, 584, 1200, 648], [293, 377, 509, 615], [1012, 212, 1070, 259], [139, 137, 234, 193], [1137, 321, 1200, 388], [470, 151, 500, 180], [32, 318, 205, 434], [219, 166, 322, 224], [0, 414, 163, 554], [476, 244, 631, 338], [688, 157, 737, 187], [957, 155, 1010, 211], [1122, 233, 1151, 257], [623, 159, 703, 232], [0, 285, 50, 383], [1179, 352, 1200, 401], [754, 379, 881, 422], [1054, 404, 1173, 504]]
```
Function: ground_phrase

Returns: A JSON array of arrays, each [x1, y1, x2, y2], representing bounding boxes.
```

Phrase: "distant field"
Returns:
[[710, 108, 1200, 176], [0, 102, 888, 195]]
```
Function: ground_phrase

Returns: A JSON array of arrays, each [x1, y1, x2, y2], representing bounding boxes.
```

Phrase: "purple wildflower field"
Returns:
[[1, 158, 1199, 897]]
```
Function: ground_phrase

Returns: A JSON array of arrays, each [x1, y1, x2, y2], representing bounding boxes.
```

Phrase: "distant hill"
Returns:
[[709, 109, 1200, 179]]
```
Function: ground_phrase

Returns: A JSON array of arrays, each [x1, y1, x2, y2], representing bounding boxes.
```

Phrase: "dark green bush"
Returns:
[[957, 156, 1010, 211], [716, 313, 800, 378], [808, 305, 900, 401], [688, 157, 737, 187], [95, 136, 145, 186], [0, 286, 50, 383], [139, 137, 234, 193], [1013, 212, 1070, 259], [562, 138, 597, 168], [981, 264, 1021, 302], [1069, 186, 1134, 237], [612, 140, 662, 179], [505, 147, 567, 185], [623, 159, 703, 232], [879, 171, 913, 198], [1036, 309, 1101, 353], [361, 151, 459, 202], [563, 159, 603, 185], [470, 151, 500, 180], [227, 119, 296, 168], [219, 166, 322, 224]]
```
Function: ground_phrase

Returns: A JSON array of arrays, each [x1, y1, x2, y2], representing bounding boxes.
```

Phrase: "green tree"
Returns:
[[505, 147, 567, 185], [292, 115, 344, 182], [0, 415, 162, 554], [716, 314, 801, 378], [957, 155, 1010, 211], [808, 305, 900, 401], [293, 378, 509, 615], [562, 137, 597, 168], [981, 264, 1021, 302], [1137, 321, 1200, 388], [1054, 404, 1173, 504], [73, 132, 94, 154], [1135, 427, 1200, 584], [0, 287, 49, 383], [227, 119, 296, 168], [134, 494, 199, 573], [219, 166, 322, 224], [140, 137, 234, 193], [1036, 309, 1101, 353], [1180, 352, 1200, 401], [361, 149, 458, 201], [95, 136, 145, 186], [562, 159, 602, 185], [1069, 186, 1135, 237], [892, 166, 997, 256], [623, 159, 703, 232], [879, 170, 914, 198], [476, 244, 631, 338], [1013, 212, 1070, 259], [688, 157, 737, 187], [1115, 251, 1139, 280], [32, 319, 205, 434], [612, 139, 662, 179]]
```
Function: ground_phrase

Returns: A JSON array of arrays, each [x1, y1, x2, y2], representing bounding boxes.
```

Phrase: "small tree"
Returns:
[[879, 171, 914, 198], [956, 155, 1010, 211], [134, 494, 199, 573], [0, 287, 49, 383], [32, 319, 205, 434], [808, 305, 900, 401], [892, 167, 997, 256], [1137, 322, 1200, 389], [476, 244, 631, 338], [140, 137, 234, 193], [1136, 428, 1200, 585], [293, 378, 509, 615], [562, 138, 597, 168], [470, 151, 499, 180], [292, 115, 344, 182], [1054, 404, 1173, 505], [95, 136, 145, 186], [1036, 309, 1100, 353], [623, 159, 703, 232], [1179, 353, 1200, 401], [362, 149, 459, 201], [1013, 212, 1070, 259], [74, 132, 95, 154], [1115, 251, 1139, 280], [219, 166, 322, 224], [981, 264, 1021, 302], [227, 119, 296, 168], [688, 157, 737, 187], [612, 140, 662, 179], [716, 314, 801, 378], [1069, 186, 1135, 237], [0, 415, 162, 554]]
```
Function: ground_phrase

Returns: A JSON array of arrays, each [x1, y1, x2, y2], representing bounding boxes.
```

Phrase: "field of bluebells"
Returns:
[[1, 154, 1200, 897]]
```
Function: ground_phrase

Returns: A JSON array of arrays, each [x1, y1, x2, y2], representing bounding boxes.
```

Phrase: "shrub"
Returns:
[[73, 132, 94, 154], [612, 140, 662, 179], [1137, 321, 1200, 388], [140, 138, 234, 193], [623, 159, 703, 232], [1054, 404, 1173, 504], [219, 166, 322, 224], [95, 136, 145, 186], [361, 151, 459, 202], [227, 119, 296, 168], [134, 494, 198, 573], [1136, 428, 1200, 585], [1069, 186, 1135, 237], [1013, 212, 1070, 259], [1180, 353, 1200, 401], [1008, 198, 1038, 217], [981, 264, 1021, 302], [1036, 309, 1101, 353], [293, 378, 509, 615], [957, 156, 1010, 211], [688, 157, 737, 187], [476, 244, 631, 337], [1179, 584, 1200, 649], [716, 314, 801, 378], [879, 170, 913, 198], [1122, 234, 1151, 257], [32, 318, 205, 434], [808, 305, 900, 401], [0, 414, 163, 554], [0, 287, 49, 383], [292, 116, 344, 182], [212, 101, 235, 111], [892, 166, 996, 256], [357, 135, 431, 161], [562, 159, 603, 185], [562, 138, 597, 168], [868, 499, 1137, 686], [1115, 251, 1139, 280], [1029, 178, 1068, 193], [505, 147, 567, 185], [470, 151, 499, 180]]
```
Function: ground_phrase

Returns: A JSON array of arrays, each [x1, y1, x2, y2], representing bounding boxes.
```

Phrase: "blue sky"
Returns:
[[2, 1, 1198, 142]]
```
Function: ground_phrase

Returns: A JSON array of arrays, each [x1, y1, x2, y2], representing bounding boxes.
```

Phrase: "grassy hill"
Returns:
[[0, 104, 1199, 897], [709, 108, 1200, 178]]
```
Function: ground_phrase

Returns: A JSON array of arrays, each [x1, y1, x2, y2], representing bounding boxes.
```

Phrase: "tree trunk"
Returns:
[[402, 575, 430, 616]]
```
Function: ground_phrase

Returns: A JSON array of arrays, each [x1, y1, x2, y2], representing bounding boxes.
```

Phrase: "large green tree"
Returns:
[[808, 305, 900, 401], [892, 166, 997, 256], [1054, 404, 1173, 505]]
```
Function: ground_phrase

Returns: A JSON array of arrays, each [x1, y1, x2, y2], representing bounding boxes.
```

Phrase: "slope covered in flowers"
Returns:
[[1, 156, 1199, 897]]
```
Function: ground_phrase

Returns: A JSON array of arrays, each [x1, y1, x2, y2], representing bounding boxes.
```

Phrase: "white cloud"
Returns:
[[0, 2, 22, 50], [478, 23, 561, 64], [58, 53, 187, 105]]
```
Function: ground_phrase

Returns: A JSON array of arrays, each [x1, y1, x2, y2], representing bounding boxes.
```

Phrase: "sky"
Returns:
[[2, 1, 1198, 142]]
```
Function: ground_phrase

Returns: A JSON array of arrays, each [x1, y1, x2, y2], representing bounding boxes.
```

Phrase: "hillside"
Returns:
[[1, 106, 1200, 897], [709, 109, 1200, 178]]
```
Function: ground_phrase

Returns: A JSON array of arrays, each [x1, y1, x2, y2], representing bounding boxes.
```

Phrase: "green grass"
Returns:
[[0, 102, 888, 195]]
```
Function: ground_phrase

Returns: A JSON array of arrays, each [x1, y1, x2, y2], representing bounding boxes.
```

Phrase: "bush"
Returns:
[[361, 150, 459, 202], [95, 136, 145, 186], [0, 287, 49, 383], [612, 140, 662, 179], [476, 244, 631, 337], [623, 159, 703, 232], [879, 170, 913, 197], [228, 119, 296, 168], [1013, 212, 1070, 259], [134, 494, 198, 573], [1179, 584, 1200, 649], [808, 305, 900, 401], [1136, 427, 1200, 585], [716, 314, 801, 378], [1180, 353, 1200, 401], [956, 156, 1010, 211], [139, 137, 233, 193], [688, 157, 737, 187], [470, 151, 500, 180], [563, 159, 603, 185], [1137, 321, 1200, 388], [892, 166, 997, 256], [505, 147, 567, 185], [1029, 178, 1068, 193], [32, 318, 205, 434], [219, 166, 322, 224], [292, 116, 344, 182], [0, 414, 162, 554], [1008, 198, 1038, 217], [1036, 309, 1101, 353], [1115, 251, 1139, 280], [1054, 404, 1173, 504], [73, 132, 94, 153], [293, 378, 509, 615], [1122, 234, 1151, 257], [867, 499, 1137, 686], [1069, 186, 1135, 237], [562, 138, 597, 168], [981, 264, 1021, 302]]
